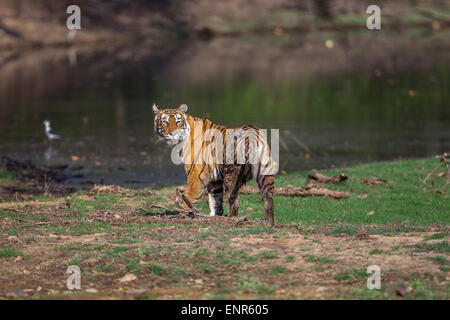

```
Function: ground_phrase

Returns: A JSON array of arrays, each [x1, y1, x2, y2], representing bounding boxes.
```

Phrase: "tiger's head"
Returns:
[[153, 103, 190, 146]]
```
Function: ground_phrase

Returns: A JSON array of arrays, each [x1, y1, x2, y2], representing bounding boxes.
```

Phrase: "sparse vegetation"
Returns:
[[0, 157, 448, 299]]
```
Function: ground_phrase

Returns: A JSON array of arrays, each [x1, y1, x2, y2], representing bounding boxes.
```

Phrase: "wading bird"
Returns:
[[43, 120, 61, 145]]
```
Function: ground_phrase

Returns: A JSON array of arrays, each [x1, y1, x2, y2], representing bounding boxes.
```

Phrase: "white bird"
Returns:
[[43, 120, 61, 141]]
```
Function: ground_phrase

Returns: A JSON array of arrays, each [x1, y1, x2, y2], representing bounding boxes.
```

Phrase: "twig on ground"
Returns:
[[239, 185, 349, 199], [148, 204, 170, 211], [235, 214, 250, 226], [422, 152, 449, 185], [363, 176, 389, 185]]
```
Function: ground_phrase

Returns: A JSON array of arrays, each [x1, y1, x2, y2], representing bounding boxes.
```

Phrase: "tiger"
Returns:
[[153, 103, 276, 226]]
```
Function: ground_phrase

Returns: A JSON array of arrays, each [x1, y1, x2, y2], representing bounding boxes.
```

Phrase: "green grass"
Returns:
[[0, 249, 24, 258], [334, 268, 367, 282], [147, 263, 167, 275], [423, 232, 448, 241], [369, 249, 389, 255], [237, 277, 276, 295], [258, 250, 278, 259], [270, 265, 288, 275], [237, 157, 449, 226], [414, 241, 450, 254], [0, 169, 19, 185], [304, 254, 338, 264]]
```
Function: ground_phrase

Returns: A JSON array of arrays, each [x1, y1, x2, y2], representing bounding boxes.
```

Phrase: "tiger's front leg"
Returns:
[[207, 180, 224, 216], [182, 172, 205, 211]]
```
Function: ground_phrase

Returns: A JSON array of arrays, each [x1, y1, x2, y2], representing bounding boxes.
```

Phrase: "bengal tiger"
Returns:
[[153, 103, 276, 226]]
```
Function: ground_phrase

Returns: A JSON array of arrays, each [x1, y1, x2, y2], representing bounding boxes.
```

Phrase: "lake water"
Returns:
[[0, 31, 449, 187]]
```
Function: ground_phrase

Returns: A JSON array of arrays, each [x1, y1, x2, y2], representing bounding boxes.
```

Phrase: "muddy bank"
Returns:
[[0, 156, 81, 201], [0, 0, 448, 50]]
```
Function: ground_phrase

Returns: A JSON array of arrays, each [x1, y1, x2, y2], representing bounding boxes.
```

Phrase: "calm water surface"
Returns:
[[0, 33, 449, 187]]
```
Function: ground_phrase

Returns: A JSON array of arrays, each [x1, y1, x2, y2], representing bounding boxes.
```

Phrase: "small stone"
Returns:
[[85, 258, 99, 266], [119, 273, 137, 283], [24, 289, 34, 293], [23, 270, 30, 275], [36, 286, 42, 292], [127, 289, 147, 296], [86, 288, 98, 294], [5, 292, 17, 299], [194, 279, 203, 285], [7, 235, 19, 242], [14, 256, 22, 262], [325, 40, 334, 49]]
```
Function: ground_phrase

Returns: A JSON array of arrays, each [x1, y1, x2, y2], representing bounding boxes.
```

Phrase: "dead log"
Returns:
[[306, 170, 348, 186], [239, 185, 349, 199]]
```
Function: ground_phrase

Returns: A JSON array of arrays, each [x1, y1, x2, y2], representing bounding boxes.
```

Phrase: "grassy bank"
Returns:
[[0, 157, 448, 299], [238, 157, 449, 227]]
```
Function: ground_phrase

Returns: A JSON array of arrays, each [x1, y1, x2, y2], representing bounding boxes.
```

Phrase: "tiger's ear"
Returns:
[[178, 104, 188, 113], [152, 103, 160, 115]]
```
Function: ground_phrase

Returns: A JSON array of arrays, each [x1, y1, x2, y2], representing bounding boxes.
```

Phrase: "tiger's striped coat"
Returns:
[[153, 104, 275, 226]]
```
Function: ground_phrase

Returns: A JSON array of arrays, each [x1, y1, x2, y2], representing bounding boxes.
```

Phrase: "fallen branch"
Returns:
[[239, 185, 349, 199], [148, 204, 170, 211], [422, 152, 449, 185], [306, 170, 348, 186], [235, 214, 250, 226]]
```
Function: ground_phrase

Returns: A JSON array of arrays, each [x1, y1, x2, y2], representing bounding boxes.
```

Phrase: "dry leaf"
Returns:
[[273, 26, 283, 36], [432, 21, 440, 30], [357, 194, 368, 199], [367, 210, 375, 216], [396, 285, 413, 297]]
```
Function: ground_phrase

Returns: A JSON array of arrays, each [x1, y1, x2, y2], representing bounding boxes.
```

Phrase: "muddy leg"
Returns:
[[224, 165, 251, 217], [257, 174, 275, 226], [227, 189, 240, 217]]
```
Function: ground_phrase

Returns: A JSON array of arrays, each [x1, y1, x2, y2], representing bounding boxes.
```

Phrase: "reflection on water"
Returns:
[[0, 32, 449, 187]]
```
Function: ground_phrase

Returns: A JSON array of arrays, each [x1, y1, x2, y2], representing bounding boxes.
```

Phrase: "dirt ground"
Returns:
[[1, 195, 448, 299]]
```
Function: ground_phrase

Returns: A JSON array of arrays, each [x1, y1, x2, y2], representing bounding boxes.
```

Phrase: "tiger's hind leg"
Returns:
[[224, 165, 252, 217], [207, 180, 224, 216], [256, 174, 275, 226]]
